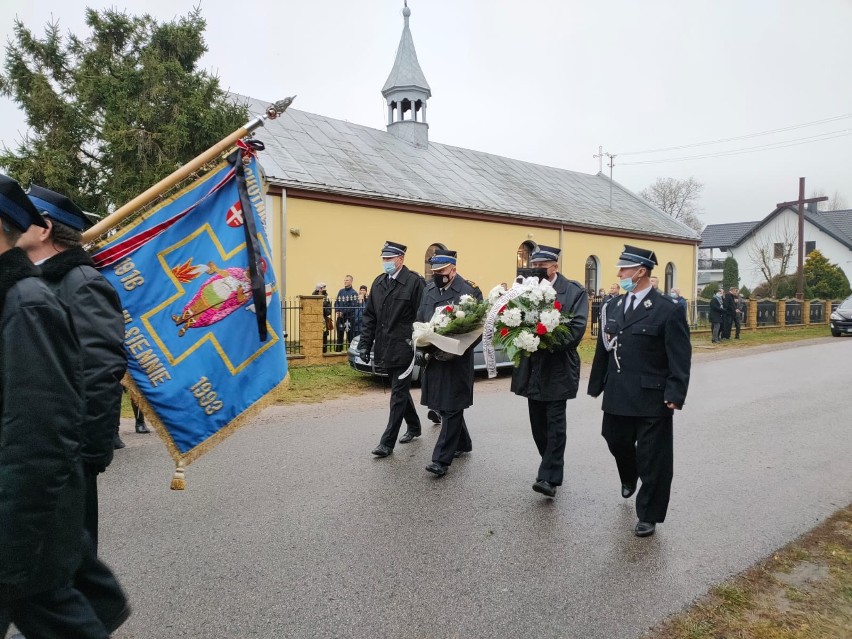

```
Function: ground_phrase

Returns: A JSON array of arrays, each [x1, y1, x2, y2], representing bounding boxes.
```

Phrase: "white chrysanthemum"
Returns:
[[500, 307, 523, 327], [435, 314, 451, 328], [488, 285, 506, 304], [540, 283, 557, 303], [524, 309, 540, 325], [455, 310, 466, 319], [513, 331, 541, 352], [539, 308, 561, 332], [525, 287, 544, 305], [459, 294, 475, 306]]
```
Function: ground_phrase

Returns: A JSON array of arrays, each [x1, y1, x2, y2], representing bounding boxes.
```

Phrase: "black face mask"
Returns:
[[433, 272, 451, 288], [516, 267, 548, 281]]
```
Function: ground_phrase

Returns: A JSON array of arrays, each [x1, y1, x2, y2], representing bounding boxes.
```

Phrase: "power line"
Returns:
[[620, 129, 852, 166], [617, 112, 852, 156]]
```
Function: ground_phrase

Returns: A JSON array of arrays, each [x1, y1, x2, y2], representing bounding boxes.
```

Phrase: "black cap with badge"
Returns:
[[27, 184, 92, 231], [0, 174, 48, 231]]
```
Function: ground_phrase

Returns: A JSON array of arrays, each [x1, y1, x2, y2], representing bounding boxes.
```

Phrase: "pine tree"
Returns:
[[804, 250, 852, 299], [722, 257, 739, 290], [0, 8, 248, 216]]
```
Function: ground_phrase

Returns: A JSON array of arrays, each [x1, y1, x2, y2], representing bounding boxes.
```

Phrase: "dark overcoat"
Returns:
[[511, 274, 589, 401], [417, 274, 482, 411], [41, 247, 127, 472], [588, 287, 691, 416], [0, 248, 86, 599], [359, 265, 425, 369], [709, 294, 725, 323]]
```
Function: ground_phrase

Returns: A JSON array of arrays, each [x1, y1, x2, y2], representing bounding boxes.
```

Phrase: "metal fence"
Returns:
[[810, 301, 825, 324], [756, 300, 777, 326], [326, 294, 365, 354], [282, 298, 302, 355], [589, 295, 602, 336], [785, 300, 803, 326]]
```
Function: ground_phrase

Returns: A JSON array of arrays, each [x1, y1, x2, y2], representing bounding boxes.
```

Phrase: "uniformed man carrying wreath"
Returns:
[[361, 241, 425, 457], [416, 249, 482, 477], [588, 245, 691, 537], [510, 245, 588, 497]]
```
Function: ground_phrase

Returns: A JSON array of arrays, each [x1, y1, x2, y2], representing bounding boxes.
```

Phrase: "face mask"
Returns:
[[517, 267, 548, 281], [382, 261, 397, 275], [433, 272, 450, 288]]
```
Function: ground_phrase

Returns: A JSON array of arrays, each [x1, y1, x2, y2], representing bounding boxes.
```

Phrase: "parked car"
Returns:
[[348, 335, 514, 383], [829, 295, 852, 337]]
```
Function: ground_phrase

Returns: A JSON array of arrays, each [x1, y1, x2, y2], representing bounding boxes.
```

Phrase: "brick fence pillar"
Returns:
[[777, 299, 786, 327], [747, 299, 758, 330], [803, 300, 811, 326], [299, 295, 325, 363]]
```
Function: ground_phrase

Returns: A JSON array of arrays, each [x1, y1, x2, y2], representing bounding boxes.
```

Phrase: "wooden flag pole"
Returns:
[[81, 97, 296, 244]]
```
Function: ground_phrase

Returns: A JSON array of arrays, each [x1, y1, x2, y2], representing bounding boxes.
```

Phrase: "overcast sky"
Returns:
[[2, 0, 851, 226]]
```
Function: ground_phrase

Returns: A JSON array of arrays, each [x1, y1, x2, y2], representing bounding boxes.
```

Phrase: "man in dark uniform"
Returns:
[[18, 186, 131, 633], [0, 174, 110, 638], [722, 286, 736, 340], [360, 241, 425, 457], [416, 250, 483, 477], [510, 245, 588, 497], [709, 288, 724, 344], [588, 245, 691, 537]]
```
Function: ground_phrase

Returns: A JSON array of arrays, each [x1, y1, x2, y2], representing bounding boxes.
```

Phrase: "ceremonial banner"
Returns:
[[92, 149, 287, 488]]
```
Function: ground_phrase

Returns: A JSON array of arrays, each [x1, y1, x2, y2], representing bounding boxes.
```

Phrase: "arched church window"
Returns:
[[516, 241, 536, 269], [665, 262, 675, 294], [425, 243, 446, 278], [585, 256, 600, 294]]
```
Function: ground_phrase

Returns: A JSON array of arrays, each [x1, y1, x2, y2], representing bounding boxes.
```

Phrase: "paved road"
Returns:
[[100, 338, 852, 639]]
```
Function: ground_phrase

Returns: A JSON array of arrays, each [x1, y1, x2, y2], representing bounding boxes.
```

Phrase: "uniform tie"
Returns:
[[624, 294, 636, 319]]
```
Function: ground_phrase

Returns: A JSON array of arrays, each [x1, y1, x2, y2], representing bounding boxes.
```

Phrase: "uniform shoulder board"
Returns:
[[466, 279, 479, 289]]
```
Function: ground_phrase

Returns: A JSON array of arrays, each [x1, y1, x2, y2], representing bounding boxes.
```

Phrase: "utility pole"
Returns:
[[776, 177, 827, 300], [605, 152, 617, 209], [593, 145, 604, 173]]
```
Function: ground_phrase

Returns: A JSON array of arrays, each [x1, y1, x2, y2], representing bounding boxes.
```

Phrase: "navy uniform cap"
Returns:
[[616, 244, 657, 269], [429, 249, 457, 271], [380, 240, 407, 257], [530, 244, 560, 262], [0, 174, 48, 231], [27, 184, 91, 231]]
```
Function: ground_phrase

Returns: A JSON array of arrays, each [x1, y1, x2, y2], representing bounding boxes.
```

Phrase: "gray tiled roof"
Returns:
[[700, 221, 760, 249], [806, 209, 852, 250], [381, 10, 431, 96], [244, 96, 700, 241]]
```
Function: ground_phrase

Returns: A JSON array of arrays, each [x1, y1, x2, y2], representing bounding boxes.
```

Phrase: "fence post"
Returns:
[[748, 299, 757, 330], [299, 295, 325, 362], [803, 299, 811, 326], [777, 299, 786, 327]]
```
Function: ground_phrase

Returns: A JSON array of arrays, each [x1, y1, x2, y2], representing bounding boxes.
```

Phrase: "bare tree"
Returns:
[[747, 220, 796, 298], [810, 189, 848, 211], [639, 177, 704, 231]]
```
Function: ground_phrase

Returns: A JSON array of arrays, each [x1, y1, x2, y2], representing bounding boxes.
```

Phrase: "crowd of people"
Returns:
[[358, 240, 691, 539], [312, 277, 369, 353], [710, 286, 744, 343]]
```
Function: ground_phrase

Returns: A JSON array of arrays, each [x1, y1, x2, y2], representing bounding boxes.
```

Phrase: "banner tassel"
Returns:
[[170, 463, 186, 491]]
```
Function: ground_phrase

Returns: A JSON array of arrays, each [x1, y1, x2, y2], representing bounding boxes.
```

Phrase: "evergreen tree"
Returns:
[[0, 8, 248, 216], [804, 250, 852, 299], [721, 257, 739, 290]]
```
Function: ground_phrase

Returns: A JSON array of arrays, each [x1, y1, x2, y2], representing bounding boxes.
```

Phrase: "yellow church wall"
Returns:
[[274, 193, 696, 301]]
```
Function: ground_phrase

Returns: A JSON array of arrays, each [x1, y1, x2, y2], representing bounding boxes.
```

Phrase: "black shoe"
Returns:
[[113, 433, 126, 450], [621, 481, 637, 498], [425, 462, 448, 476], [453, 449, 471, 458], [532, 480, 557, 497], [427, 409, 441, 424], [371, 444, 392, 457], [634, 521, 656, 537], [399, 430, 421, 444], [135, 422, 150, 434]]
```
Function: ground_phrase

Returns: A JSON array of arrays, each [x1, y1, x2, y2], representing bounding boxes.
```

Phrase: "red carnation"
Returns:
[[536, 322, 547, 335], [554, 300, 563, 311], [498, 305, 507, 314], [500, 327, 509, 337], [445, 305, 453, 312]]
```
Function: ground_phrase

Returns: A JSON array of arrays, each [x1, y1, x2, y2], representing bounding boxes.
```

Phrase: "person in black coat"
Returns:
[[18, 185, 131, 634], [416, 250, 483, 477], [588, 245, 691, 538], [510, 246, 588, 497], [360, 241, 425, 457], [721, 287, 736, 339], [0, 175, 111, 638], [709, 289, 725, 344]]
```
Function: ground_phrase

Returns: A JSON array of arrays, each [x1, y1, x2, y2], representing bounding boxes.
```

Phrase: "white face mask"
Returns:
[[382, 260, 397, 275]]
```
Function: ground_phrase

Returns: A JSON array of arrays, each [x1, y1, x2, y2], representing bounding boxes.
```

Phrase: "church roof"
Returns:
[[700, 221, 760, 249], [381, 5, 431, 97], [242, 95, 700, 242]]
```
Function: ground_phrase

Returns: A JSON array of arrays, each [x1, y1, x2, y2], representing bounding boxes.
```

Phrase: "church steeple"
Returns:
[[382, 1, 431, 148]]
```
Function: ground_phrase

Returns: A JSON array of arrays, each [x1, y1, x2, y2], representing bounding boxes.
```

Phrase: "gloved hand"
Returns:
[[414, 349, 429, 366], [359, 348, 371, 364], [84, 461, 107, 477]]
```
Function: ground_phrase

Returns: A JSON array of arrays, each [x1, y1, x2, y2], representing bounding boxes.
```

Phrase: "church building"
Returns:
[[248, 4, 700, 301]]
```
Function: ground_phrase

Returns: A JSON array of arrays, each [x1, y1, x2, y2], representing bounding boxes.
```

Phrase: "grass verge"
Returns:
[[644, 505, 852, 638]]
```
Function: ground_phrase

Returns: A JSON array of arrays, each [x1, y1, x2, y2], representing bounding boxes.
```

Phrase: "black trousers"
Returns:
[[73, 533, 130, 633], [721, 314, 733, 339], [432, 410, 471, 465], [378, 367, 422, 448], [84, 474, 99, 551], [528, 399, 567, 486], [0, 584, 109, 639], [601, 412, 673, 523], [733, 314, 741, 337]]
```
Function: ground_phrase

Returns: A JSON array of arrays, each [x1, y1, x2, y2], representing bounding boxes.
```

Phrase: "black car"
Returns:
[[347, 335, 514, 383], [830, 295, 852, 337]]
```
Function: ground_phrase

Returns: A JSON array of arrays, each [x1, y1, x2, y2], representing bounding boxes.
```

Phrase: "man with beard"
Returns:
[[361, 241, 425, 457]]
